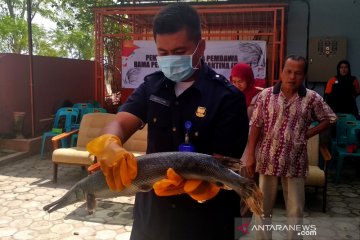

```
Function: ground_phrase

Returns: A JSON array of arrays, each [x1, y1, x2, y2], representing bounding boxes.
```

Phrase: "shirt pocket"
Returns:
[[147, 97, 172, 129]]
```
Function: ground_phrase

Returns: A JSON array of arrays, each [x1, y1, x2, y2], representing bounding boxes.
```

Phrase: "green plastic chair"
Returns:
[[330, 113, 357, 157], [70, 108, 107, 146], [333, 120, 360, 183], [73, 103, 95, 123], [40, 107, 79, 159]]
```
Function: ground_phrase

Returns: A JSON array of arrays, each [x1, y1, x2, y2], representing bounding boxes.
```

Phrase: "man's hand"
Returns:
[[87, 134, 137, 191], [306, 128, 314, 139], [245, 154, 256, 178]]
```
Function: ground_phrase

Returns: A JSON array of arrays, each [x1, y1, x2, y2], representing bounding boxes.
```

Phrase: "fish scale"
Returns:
[[43, 151, 263, 215]]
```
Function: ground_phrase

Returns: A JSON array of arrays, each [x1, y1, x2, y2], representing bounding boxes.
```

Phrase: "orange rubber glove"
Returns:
[[153, 168, 186, 196], [184, 179, 220, 202], [86, 134, 137, 191], [153, 168, 220, 202]]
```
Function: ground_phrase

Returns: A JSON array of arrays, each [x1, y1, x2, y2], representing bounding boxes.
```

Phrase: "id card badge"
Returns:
[[178, 121, 195, 152], [179, 143, 195, 152]]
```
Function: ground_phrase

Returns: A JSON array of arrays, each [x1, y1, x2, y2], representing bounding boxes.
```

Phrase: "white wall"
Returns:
[[287, 0, 360, 102]]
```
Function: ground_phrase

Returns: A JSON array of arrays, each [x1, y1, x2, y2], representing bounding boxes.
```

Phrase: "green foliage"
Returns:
[[51, 28, 94, 59], [0, 0, 118, 59], [0, 16, 28, 53]]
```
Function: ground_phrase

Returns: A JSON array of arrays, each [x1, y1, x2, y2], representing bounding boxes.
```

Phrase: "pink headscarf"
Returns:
[[230, 63, 260, 107]]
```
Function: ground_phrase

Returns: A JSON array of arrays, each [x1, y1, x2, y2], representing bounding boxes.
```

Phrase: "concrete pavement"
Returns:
[[0, 154, 359, 239]]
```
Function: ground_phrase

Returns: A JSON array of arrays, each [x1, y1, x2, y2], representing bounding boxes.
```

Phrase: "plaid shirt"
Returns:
[[250, 82, 336, 177]]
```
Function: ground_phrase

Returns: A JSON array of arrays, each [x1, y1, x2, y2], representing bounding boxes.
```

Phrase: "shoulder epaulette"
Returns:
[[211, 73, 231, 85], [211, 73, 238, 92], [144, 71, 163, 82]]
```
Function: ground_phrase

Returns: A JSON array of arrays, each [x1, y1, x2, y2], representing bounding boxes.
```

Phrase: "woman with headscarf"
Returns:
[[230, 62, 263, 118], [324, 60, 360, 117], [229, 62, 263, 221]]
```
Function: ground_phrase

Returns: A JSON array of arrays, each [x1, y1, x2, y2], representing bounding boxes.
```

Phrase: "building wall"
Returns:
[[287, 0, 360, 101], [2, 1, 359, 138], [0, 54, 95, 138]]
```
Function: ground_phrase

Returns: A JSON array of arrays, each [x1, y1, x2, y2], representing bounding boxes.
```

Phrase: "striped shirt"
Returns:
[[250, 83, 336, 177]]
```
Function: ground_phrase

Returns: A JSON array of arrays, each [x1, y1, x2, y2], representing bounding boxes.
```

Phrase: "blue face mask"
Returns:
[[157, 42, 200, 82]]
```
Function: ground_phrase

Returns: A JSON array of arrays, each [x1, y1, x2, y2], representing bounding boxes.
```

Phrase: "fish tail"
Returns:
[[239, 182, 264, 216]]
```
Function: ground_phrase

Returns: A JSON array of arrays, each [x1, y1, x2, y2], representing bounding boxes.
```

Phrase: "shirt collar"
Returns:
[[191, 59, 210, 92], [273, 81, 307, 97]]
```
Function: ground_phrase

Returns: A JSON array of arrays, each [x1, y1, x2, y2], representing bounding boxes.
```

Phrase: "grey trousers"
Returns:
[[255, 174, 305, 240]]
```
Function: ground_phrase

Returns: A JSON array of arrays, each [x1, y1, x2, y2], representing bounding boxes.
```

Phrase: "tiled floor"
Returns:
[[241, 162, 360, 240], [0, 154, 359, 240], [0, 155, 134, 240]]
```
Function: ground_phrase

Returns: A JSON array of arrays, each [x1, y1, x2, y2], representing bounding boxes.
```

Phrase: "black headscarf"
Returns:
[[335, 60, 357, 96], [337, 60, 352, 77], [325, 60, 358, 116]]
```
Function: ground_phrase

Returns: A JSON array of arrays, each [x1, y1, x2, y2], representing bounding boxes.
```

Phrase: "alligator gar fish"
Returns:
[[43, 151, 263, 215]]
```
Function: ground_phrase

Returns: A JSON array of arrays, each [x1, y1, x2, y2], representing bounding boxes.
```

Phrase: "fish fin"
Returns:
[[213, 156, 241, 172], [86, 193, 96, 214], [221, 184, 232, 190]]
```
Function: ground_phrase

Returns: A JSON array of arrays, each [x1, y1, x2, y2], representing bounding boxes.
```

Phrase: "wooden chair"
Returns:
[[51, 113, 116, 183], [122, 124, 148, 156], [305, 134, 332, 212]]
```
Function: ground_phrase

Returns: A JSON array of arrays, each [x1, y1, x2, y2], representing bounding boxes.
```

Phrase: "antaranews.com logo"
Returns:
[[235, 217, 360, 239], [235, 218, 317, 238], [251, 224, 317, 236]]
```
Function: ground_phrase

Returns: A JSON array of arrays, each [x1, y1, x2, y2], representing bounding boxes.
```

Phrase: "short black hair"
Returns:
[[153, 3, 201, 43], [283, 55, 308, 74]]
